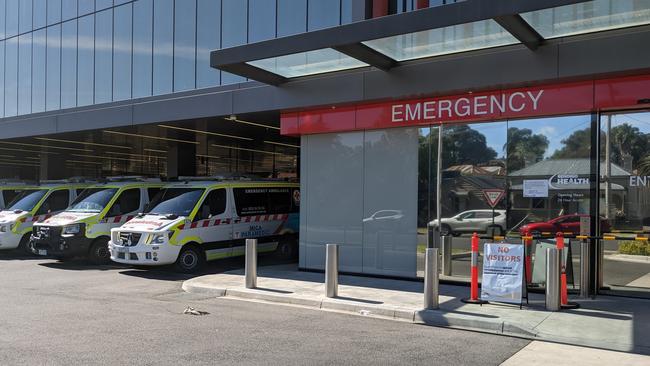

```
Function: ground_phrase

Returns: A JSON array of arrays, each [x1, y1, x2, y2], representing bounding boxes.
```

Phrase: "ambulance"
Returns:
[[0, 180, 32, 210], [108, 178, 300, 273], [0, 181, 91, 253], [30, 178, 164, 263]]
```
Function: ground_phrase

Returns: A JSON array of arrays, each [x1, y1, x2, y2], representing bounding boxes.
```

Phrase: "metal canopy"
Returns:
[[210, 0, 647, 85]]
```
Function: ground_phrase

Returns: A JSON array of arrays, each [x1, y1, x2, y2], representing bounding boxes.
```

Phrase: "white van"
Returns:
[[0, 181, 32, 210], [0, 182, 90, 253], [109, 178, 300, 273]]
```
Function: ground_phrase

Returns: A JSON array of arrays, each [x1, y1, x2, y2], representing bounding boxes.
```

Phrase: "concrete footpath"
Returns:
[[183, 265, 650, 355]]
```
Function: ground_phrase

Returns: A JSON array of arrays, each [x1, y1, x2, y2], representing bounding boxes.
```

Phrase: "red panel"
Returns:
[[372, 0, 388, 18], [416, 0, 429, 9], [280, 112, 300, 136], [297, 106, 356, 134], [595, 75, 650, 109]]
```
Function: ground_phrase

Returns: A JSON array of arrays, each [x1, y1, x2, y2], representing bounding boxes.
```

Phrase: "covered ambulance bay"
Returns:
[[0, 113, 298, 181], [210, 0, 650, 298]]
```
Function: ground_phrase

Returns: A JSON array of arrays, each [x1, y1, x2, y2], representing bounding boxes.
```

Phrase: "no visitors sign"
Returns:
[[481, 243, 524, 304]]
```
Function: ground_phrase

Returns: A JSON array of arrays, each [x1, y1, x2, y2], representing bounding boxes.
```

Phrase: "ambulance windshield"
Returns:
[[69, 188, 119, 213], [145, 188, 205, 217], [5, 189, 48, 212]]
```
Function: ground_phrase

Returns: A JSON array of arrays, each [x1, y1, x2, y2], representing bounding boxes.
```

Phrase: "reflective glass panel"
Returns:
[[153, 0, 173, 95], [34, 0, 47, 29], [173, 0, 196, 92], [32, 29, 46, 113], [0, 0, 5, 39], [18, 33, 31, 115], [4, 37, 17, 117], [113, 3, 132, 101], [247, 48, 368, 78], [132, 0, 152, 97], [62, 0, 77, 20], [61, 19, 77, 108], [0, 41, 4, 117], [77, 14, 94, 106], [78, 0, 93, 15], [95, 9, 112, 103], [363, 19, 517, 62], [249, 0, 276, 42], [47, 0, 61, 25], [277, 0, 306, 36], [96, 0, 112, 11], [221, 0, 247, 84], [19, 0, 33, 33], [6, 0, 19, 37], [307, 0, 339, 31], [522, 0, 650, 39], [46, 24, 61, 111], [196, 0, 220, 88]]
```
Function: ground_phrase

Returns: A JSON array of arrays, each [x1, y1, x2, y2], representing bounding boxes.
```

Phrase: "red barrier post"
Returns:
[[523, 232, 533, 284], [555, 232, 579, 309], [461, 233, 487, 304]]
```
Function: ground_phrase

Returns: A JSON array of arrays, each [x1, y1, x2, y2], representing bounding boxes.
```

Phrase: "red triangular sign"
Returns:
[[483, 189, 505, 208]]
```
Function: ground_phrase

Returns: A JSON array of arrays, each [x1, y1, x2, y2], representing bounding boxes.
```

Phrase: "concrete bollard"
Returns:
[[245, 239, 257, 289], [580, 239, 590, 299], [325, 244, 339, 298], [424, 248, 439, 309], [546, 248, 561, 311], [441, 235, 452, 276]]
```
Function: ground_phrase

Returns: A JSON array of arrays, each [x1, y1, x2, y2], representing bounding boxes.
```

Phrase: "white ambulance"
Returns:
[[31, 178, 163, 263], [109, 178, 300, 273], [0, 181, 91, 253], [0, 180, 32, 210]]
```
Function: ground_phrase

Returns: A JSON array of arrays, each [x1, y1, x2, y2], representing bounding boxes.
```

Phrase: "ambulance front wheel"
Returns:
[[175, 244, 205, 273], [275, 238, 297, 260], [16, 234, 32, 255]]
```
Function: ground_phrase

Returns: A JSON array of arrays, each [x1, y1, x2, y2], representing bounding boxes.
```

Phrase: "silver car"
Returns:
[[429, 209, 506, 236]]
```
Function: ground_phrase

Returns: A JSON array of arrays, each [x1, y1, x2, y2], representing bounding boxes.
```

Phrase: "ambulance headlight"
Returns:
[[148, 234, 166, 245], [62, 224, 81, 235]]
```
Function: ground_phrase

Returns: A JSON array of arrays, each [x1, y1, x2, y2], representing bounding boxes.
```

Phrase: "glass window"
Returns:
[[221, 0, 247, 85], [77, 14, 94, 106], [33, 0, 47, 29], [61, 0, 76, 20], [7, 189, 47, 212], [32, 29, 46, 113], [268, 187, 291, 214], [113, 3, 132, 101], [308, 0, 340, 31], [145, 188, 205, 217], [6, 0, 18, 37], [0, 0, 5, 39], [277, 0, 306, 36], [61, 19, 77, 108], [108, 188, 141, 216], [233, 187, 269, 216], [132, 0, 152, 98], [4, 37, 18, 117], [173, 0, 196, 92], [196, 0, 220, 88], [96, 0, 112, 10], [522, 0, 650, 39], [195, 188, 226, 221], [153, 0, 173, 95], [18, 33, 31, 116], [94, 9, 112, 103], [146, 187, 161, 201], [2, 190, 20, 205], [78, 0, 93, 15], [363, 20, 517, 62], [37, 189, 70, 214], [114, 0, 129, 5], [19, 0, 33, 33], [47, 0, 61, 25], [0, 41, 4, 117], [249, 0, 276, 42], [247, 48, 368, 78], [46, 24, 61, 111], [341, 0, 352, 24], [69, 188, 118, 212]]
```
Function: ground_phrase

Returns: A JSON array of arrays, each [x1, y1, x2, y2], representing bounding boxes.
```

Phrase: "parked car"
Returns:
[[518, 214, 610, 236], [429, 209, 506, 236]]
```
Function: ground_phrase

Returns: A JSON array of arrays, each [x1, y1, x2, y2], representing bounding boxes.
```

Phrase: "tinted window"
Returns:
[[196, 0, 220, 88], [46, 25, 61, 111], [173, 0, 196, 92], [32, 29, 47, 113], [109, 188, 141, 216], [195, 189, 226, 221], [6, 189, 47, 212], [113, 4, 132, 101], [47, 0, 61, 25], [268, 188, 291, 214], [19, 0, 32, 33], [0, 41, 4, 116], [145, 188, 205, 217], [34, 0, 47, 29], [221, 0, 247, 84], [62, 0, 77, 20], [95, 9, 113, 103], [5, 37, 17, 117], [132, 0, 153, 97], [2, 190, 20, 206], [77, 15, 94, 106], [37, 190, 70, 214], [69, 188, 118, 212], [6, 0, 18, 37], [61, 19, 77, 108], [147, 188, 161, 202], [18, 33, 31, 115], [153, 0, 173, 95], [234, 188, 268, 216]]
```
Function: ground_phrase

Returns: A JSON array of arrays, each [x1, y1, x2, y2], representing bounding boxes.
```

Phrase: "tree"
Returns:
[[505, 127, 549, 171], [441, 125, 497, 167], [551, 128, 591, 159], [608, 123, 650, 171]]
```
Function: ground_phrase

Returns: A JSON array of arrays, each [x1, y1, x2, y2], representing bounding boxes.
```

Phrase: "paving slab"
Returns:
[[183, 265, 650, 355], [501, 341, 650, 366]]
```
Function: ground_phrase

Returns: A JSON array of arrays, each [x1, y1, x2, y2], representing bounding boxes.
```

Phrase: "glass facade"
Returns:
[[0, 0, 352, 118]]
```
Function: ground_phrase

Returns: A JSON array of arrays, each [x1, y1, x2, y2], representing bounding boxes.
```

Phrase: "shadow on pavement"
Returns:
[[38, 260, 127, 271]]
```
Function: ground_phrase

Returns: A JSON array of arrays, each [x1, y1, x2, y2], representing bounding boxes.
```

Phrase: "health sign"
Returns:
[[481, 243, 524, 304]]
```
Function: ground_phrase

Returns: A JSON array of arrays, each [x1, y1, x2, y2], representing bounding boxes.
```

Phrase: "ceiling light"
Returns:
[[0, 160, 39, 167], [211, 144, 282, 155], [158, 125, 253, 141], [0, 141, 92, 152], [103, 130, 199, 145], [263, 140, 300, 148], [224, 116, 280, 130], [71, 153, 147, 163], [0, 147, 58, 155], [35, 137, 132, 150], [106, 151, 166, 159], [144, 148, 167, 153], [0, 154, 15, 159], [66, 160, 103, 165]]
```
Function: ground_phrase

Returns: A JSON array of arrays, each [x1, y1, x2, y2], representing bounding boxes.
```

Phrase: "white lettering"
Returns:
[[438, 100, 452, 119], [490, 95, 506, 114], [508, 92, 526, 112], [406, 103, 421, 121], [423, 101, 436, 120], [392, 104, 404, 122], [527, 90, 544, 110], [455, 98, 471, 117], [474, 96, 488, 115]]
